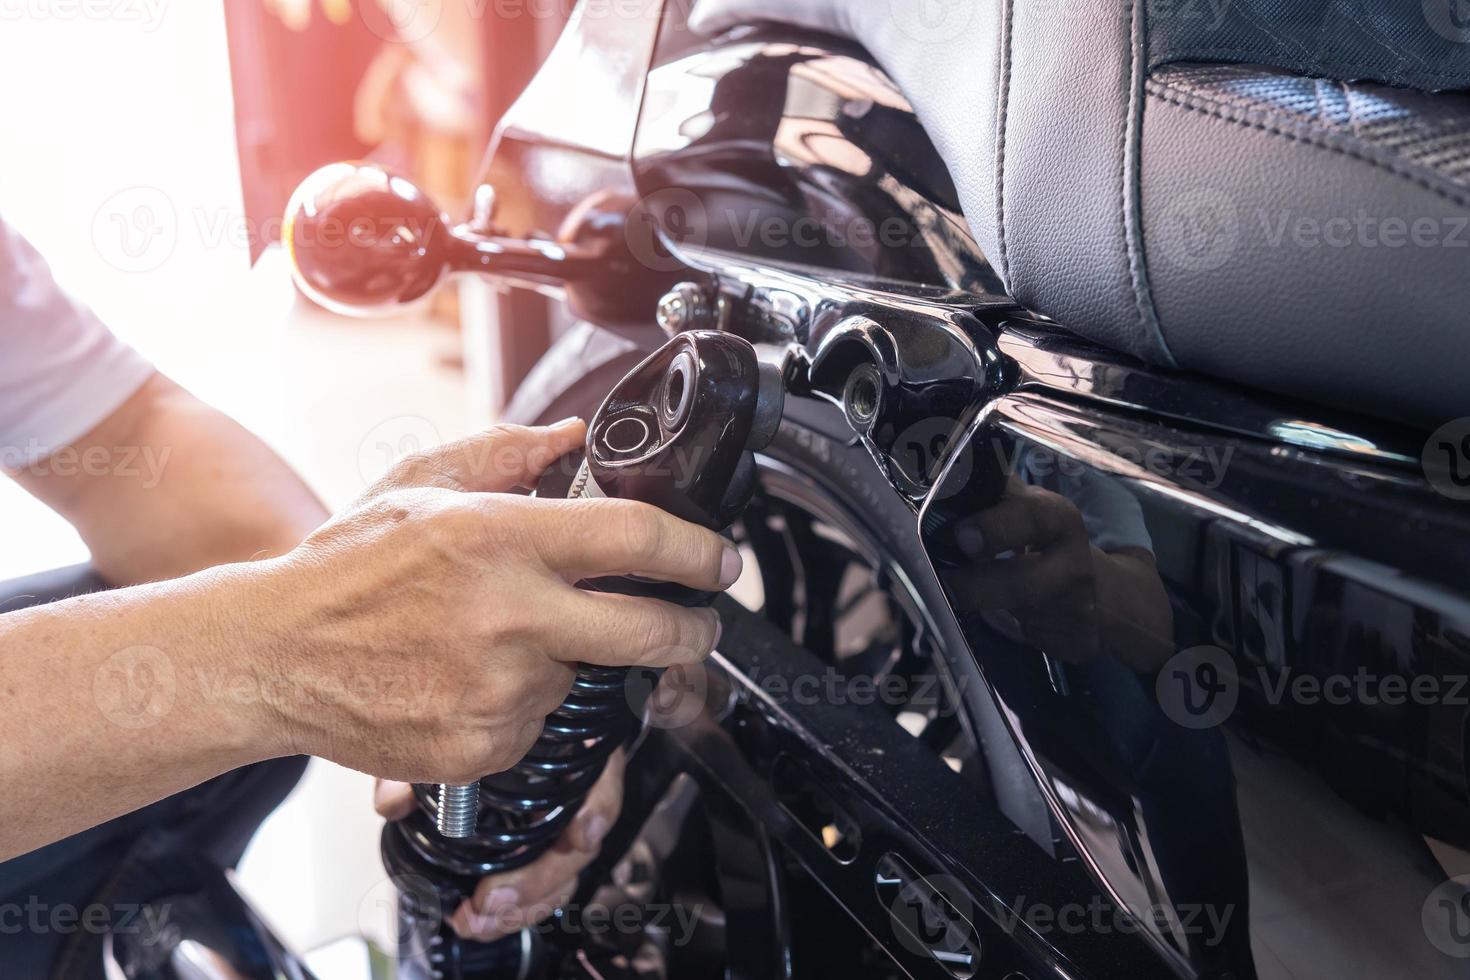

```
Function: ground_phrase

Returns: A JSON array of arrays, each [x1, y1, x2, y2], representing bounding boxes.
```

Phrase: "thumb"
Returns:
[[375, 419, 586, 496], [373, 779, 418, 821]]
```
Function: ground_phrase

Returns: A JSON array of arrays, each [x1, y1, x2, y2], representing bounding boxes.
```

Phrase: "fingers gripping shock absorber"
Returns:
[[380, 331, 784, 976]]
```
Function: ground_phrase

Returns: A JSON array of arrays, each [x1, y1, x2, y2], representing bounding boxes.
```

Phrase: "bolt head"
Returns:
[[657, 283, 708, 336]]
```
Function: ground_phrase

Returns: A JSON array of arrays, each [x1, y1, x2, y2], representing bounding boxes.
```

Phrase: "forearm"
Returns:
[[14, 374, 328, 584], [0, 561, 282, 860], [1095, 549, 1176, 672]]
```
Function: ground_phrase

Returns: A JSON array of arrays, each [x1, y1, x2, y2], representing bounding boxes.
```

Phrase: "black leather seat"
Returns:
[[692, 0, 1470, 427]]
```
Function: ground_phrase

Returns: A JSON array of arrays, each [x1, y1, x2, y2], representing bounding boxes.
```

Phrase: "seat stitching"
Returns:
[[1123, 0, 1175, 366], [1147, 83, 1470, 210], [995, 0, 1015, 285]]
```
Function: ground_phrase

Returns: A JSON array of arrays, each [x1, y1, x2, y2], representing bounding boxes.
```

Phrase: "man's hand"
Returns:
[[244, 420, 742, 785], [0, 420, 740, 861], [375, 749, 628, 942], [949, 476, 1173, 671]]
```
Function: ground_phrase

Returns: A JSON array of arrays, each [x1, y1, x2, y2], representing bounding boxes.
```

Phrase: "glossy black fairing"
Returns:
[[633, 26, 1006, 297], [619, 19, 1470, 977], [919, 373, 1470, 979], [289, 2, 1470, 976]]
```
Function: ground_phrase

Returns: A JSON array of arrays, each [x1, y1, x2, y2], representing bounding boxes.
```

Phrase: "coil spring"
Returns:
[[382, 663, 641, 897]]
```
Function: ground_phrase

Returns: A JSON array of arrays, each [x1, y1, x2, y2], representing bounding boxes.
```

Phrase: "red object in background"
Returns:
[[221, 1, 381, 262], [223, 1, 567, 410]]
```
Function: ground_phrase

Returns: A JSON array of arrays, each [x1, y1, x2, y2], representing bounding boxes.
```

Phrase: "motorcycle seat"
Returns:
[[691, 0, 1470, 428]]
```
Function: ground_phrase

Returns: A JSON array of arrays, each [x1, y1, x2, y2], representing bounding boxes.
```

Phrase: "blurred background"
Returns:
[[0, 0, 570, 958]]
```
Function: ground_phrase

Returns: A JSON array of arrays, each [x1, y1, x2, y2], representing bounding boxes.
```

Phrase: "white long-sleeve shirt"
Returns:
[[0, 216, 154, 468]]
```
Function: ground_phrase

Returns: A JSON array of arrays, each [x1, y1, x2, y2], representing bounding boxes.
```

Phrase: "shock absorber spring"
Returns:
[[380, 330, 784, 978], [383, 661, 639, 890]]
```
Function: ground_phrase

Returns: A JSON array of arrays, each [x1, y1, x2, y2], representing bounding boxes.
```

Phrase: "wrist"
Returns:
[[174, 557, 308, 764]]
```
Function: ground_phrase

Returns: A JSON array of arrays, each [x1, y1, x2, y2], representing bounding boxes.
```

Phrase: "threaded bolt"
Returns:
[[436, 783, 479, 838]]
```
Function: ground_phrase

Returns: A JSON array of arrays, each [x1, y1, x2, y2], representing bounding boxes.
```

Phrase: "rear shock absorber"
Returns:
[[381, 330, 785, 979]]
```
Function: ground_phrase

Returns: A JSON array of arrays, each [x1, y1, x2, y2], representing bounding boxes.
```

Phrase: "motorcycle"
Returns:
[[80, 0, 1470, 977]]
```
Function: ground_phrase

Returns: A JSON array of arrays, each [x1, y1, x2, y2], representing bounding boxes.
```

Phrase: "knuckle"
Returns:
[[614, 502, 665, 565], [629, 606, 678, 658], [481, 424, 531, 477], [693, 529, 724, 580], [534, 667, 575, 716], [472, 495, 533, 550], [483, 423, 528, 444], [686, 610, 719, 657], [509, 716, 545, 758], [441, 735, 490, 785], [494, 607, 541, 651], [387, 449, 439, 486]]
